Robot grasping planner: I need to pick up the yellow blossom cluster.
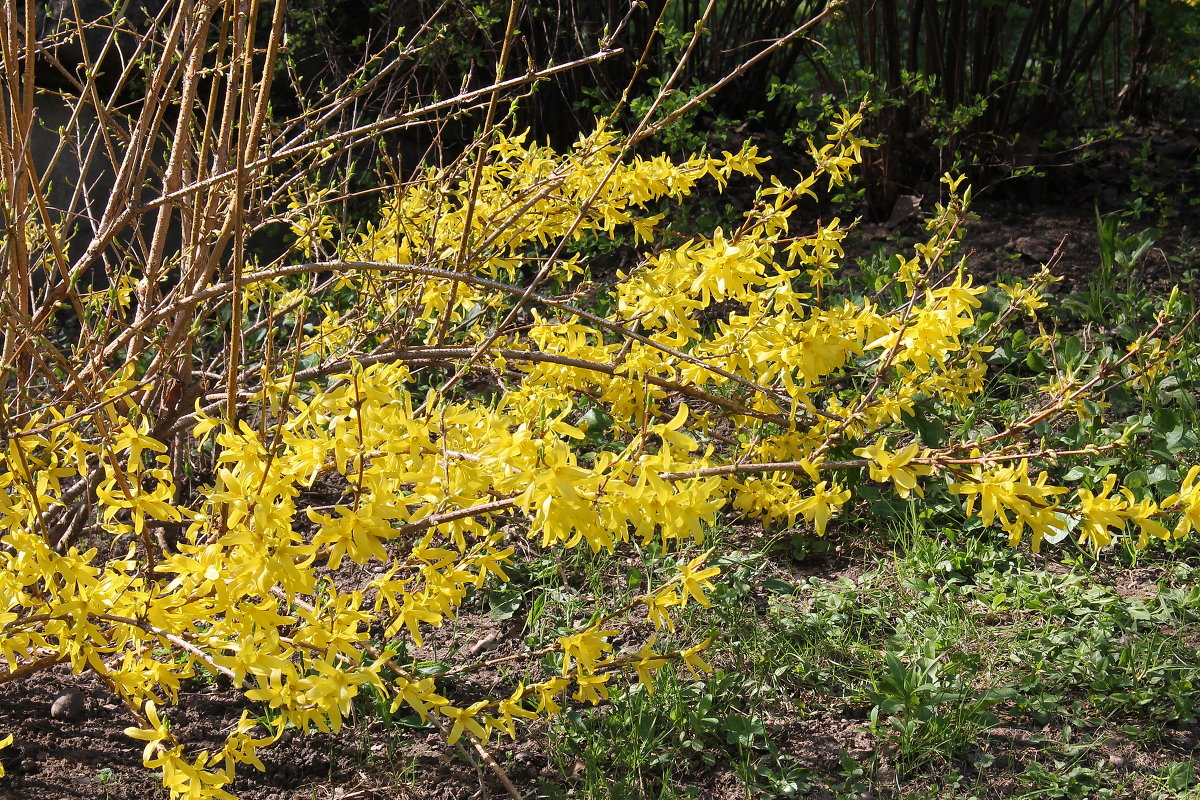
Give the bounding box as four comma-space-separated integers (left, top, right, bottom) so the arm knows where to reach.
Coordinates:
0, 111, 1196, 798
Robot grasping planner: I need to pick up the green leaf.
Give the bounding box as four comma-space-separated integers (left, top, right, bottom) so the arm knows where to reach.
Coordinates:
578, 407, 613, 435
1147, 463, 1173, 485
901, 404, 947, 447
763, 578, 795, 595
1124, 470, 1148, 489
1059, 336, 1084, 367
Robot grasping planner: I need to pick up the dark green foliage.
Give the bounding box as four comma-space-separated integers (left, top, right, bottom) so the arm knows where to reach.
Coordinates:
775, 1, 1185, 210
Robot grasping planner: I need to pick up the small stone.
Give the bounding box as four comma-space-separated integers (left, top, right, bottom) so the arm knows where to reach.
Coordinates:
1006, 236, 1052, 262
464, 632, 501, 658
1160, 136, 1198, 160
886, 194, 923, 229
50, 688, 85, 720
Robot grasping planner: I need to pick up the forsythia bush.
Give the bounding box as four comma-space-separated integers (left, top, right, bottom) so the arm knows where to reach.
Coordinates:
1, 110, 1197, 798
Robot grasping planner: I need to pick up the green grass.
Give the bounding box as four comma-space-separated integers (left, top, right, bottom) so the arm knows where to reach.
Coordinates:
521, 513, 1200, 799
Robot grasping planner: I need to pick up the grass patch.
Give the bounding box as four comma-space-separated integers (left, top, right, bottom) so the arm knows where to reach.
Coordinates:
506, 514, 1200, 799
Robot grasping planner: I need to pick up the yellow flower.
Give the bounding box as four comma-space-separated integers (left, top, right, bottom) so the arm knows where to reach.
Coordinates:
572, 672, 611, 705
794, 481, 851, 536
853, 437, 932, 498
998, 280, 1048, 319
558, 626, 618, 676
949, 460, 1066, 548
0, 734, 11, 777
633, 639, 669, 694
1122, 494, 1171, 548
124, 701, 172, 767
532, 676, 571, 715
488, 683, 539, 739
679, 637, 713, 678
644, 589, 682, 632
441, 701, 490, 745
676, 553, 721, 608
1164, 465, 1200, 537
1076, 474, 1128, 551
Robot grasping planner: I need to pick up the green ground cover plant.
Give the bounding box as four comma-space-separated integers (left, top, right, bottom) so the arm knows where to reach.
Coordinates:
1, 2, 1199, 799
532, 516, 1200, 798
